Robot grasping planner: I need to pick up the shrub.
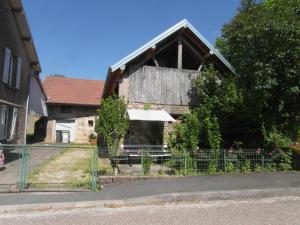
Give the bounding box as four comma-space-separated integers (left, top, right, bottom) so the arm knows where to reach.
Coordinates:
226, 161, 235, 173
242, 159, 251, 173
272, 149, 292, 171
254, 164, 263, 172
166, 150, 197, 175
142, 154, 152, 175
168, 113, 200, 152
89, 133, 97, 139
207, 159, 218, 174
264, 130, 292, 171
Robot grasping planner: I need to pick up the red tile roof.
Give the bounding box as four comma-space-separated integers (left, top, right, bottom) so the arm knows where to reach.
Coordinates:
43, 76, 105, 106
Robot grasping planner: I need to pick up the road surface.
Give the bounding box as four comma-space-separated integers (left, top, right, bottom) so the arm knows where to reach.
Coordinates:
1, 197, 299, 225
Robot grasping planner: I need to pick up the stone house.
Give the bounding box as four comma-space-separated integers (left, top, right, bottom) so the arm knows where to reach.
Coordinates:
43, 76, 104, 144
0, 0, 42, 144
102, 19, 235, 147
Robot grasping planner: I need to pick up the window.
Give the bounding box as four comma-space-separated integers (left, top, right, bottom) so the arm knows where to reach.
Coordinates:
0, 105, 8, 140
0, 105, 17, 140
60, 106, 72, 113
2, 48, 22, 89
10, 107, 18, 139
88, 120, 93, 127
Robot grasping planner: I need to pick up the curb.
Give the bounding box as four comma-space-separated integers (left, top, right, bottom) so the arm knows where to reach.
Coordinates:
1, 187, 300, 213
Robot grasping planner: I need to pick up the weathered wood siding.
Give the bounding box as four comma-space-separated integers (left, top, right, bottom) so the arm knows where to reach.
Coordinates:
128, 66, 197, 105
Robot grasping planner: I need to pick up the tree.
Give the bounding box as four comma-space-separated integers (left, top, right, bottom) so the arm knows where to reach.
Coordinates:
216, 0, 300, 141
95, 94, 128, 157
192, 64, 243, 147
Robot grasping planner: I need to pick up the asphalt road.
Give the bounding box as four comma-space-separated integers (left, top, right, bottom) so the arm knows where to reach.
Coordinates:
0, 172, 300, 205
1, 197, 299, 225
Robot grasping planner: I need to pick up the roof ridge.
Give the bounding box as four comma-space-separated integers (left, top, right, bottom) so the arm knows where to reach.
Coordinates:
44, 76, 105, 82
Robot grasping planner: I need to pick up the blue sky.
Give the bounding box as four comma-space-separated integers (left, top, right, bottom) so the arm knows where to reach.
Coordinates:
23, 0, 240, 80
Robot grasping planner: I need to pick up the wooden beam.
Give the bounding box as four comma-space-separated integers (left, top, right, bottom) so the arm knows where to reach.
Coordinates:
177, 38, 183, 69
153, 57, 159, 67
22, 37, 32, 42
197, 51, 214, 71
184, 31, 208, 55
182, 38, 204, 61
11, 8, 23, 14
136, 38, 178, 68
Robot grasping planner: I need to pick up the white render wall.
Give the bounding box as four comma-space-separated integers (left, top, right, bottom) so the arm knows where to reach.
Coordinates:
29, 76, 47, 116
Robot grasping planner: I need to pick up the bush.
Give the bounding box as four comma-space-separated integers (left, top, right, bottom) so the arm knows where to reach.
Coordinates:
242, 159, 251, 173
142, 154, 152, 175
272, 149, 292, 171
264, 130, 292, 171
207, 159, 218, 174
166, 150, 197, 175
89, 133, 97, 139
226, 161, 235, 173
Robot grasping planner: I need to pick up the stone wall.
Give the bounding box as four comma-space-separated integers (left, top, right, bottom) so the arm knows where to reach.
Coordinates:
74, 115, 96, 143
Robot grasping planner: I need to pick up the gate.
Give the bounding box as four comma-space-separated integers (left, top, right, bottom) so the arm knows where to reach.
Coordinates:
0, 144, 99, 192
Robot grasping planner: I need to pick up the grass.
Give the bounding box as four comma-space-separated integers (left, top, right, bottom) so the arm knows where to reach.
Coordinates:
28, 148, 93, 189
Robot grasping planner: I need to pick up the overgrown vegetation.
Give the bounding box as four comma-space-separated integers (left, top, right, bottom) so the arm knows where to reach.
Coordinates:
165, 0, 299, 174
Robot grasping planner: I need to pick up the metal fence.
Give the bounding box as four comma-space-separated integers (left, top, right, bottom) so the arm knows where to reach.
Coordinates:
99, 147, 273, 176
0, 144, 99, 192
0, 144, 277, 192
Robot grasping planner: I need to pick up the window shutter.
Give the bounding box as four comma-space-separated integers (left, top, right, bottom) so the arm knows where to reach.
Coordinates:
9, 107, 18, 139
15, 57, 22, 89
2, 48, 11, 84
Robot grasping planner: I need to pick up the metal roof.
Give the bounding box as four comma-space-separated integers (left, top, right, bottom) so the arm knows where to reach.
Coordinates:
127, 109, 176, 122
110, 19, 235, 74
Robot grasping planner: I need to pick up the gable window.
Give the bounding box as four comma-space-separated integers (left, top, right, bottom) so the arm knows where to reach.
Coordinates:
60, 106, 72, 114
2, 47, 22, 89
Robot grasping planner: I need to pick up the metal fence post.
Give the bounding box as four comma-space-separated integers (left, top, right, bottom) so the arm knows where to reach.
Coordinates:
90, 148, 99, 191
261, 151, 265, 168
223, 149, 227, 173
184, 151, 187, 174
18, 145, 28, 191
141, 148, 144, 166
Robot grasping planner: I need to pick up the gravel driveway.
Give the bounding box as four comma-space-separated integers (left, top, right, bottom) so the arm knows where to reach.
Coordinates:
0, 146, 63, 192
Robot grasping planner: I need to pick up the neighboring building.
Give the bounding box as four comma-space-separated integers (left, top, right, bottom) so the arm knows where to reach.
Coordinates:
43, 76, 105, 144
27, 74, 48, 141
103, 19, 235, 146
0, 0, 41, 144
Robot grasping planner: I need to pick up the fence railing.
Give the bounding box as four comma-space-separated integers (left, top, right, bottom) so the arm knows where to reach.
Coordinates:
0, 144, 99, 192
99, 148, 273, 176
